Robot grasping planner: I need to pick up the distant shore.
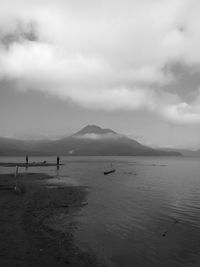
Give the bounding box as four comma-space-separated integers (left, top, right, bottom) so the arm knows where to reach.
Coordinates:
0, 172, 104, 267
0, 162, 63, 167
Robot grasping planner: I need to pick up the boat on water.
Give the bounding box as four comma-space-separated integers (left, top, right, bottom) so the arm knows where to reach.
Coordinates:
104, 163, 116, 175
104, 169, 116, 175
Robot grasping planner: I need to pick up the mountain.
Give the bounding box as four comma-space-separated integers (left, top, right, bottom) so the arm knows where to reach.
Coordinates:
0, 137, 49, 156
75, 125, 115, 135
0, 125, 182, 156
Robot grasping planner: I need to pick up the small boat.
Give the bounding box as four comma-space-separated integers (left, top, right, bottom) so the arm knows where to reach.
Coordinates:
104, 163, 116, 175
104, 169, 116, 175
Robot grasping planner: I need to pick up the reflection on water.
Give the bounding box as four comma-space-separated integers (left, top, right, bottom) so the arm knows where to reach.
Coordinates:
1, 156, 200, 266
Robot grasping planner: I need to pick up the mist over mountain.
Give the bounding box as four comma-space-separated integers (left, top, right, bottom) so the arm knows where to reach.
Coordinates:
74, 125, 116, 135
0, 125, 183, 156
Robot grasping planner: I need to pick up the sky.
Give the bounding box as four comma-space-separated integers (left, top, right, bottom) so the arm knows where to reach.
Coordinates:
0, 0, 200, 149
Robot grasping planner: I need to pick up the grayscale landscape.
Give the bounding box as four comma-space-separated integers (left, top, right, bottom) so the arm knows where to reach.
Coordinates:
0, 1, 200, 267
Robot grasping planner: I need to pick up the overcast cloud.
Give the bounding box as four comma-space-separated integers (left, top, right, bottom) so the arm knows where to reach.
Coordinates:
1, 0, 200, 124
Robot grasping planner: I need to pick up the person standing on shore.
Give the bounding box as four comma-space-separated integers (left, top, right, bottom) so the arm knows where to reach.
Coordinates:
57, 156, 60, 166
26, 155, 28, 165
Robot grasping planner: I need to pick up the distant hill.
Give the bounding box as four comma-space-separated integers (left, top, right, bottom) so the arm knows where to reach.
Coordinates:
0, 137, 48, 156
0, 125, 182, 156
192, 150, 200, 157
159, 147, 200, 157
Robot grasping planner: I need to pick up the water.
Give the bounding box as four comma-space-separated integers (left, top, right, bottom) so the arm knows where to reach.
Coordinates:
1, 156, 200, 266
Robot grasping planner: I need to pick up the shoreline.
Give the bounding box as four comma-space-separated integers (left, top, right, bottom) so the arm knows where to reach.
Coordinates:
0, 162, 64, 167
0, 172, 105, 267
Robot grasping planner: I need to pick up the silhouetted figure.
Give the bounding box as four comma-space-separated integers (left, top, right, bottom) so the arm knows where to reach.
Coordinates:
56, 156, 60, 170
26, 155, 28, 165
57, 156, 60, 166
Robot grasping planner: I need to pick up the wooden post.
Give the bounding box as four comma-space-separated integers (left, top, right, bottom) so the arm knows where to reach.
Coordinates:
15, 166, 19, 178
14, 166, 22, 194
14, 166, 19, 192
14, 166, 25, 194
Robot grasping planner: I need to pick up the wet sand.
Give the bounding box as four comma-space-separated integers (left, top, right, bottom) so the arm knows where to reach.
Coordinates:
0, 172, 104, 267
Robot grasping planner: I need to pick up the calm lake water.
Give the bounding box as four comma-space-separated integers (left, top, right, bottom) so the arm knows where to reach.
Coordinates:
1, 156, 200, 267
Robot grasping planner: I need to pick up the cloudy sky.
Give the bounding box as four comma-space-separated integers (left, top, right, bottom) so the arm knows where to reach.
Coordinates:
0, 0, 200, 149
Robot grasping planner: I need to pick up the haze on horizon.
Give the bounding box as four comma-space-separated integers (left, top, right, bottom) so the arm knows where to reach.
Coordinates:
0, 0, 200, 149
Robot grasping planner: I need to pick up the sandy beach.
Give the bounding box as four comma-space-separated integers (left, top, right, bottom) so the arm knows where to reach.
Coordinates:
0, 172, 104, 267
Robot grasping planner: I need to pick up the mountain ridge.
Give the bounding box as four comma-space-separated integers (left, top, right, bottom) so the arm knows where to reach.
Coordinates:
0, 125, 183, 156
0, 125, 185, 156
